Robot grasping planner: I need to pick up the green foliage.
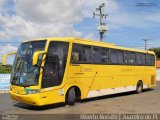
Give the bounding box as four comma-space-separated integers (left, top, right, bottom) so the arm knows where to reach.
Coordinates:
0, 64, 12, 74
149, 47, 160, 59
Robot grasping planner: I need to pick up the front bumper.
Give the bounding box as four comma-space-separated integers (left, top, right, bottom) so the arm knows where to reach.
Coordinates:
9, 91, 43, 106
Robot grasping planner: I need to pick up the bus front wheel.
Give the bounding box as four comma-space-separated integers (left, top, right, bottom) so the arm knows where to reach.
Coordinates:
136, 81, 143, 94
67, 87, 76, 105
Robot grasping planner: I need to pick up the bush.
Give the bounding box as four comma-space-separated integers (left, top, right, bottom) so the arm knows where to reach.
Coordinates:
0, 64, 12, 74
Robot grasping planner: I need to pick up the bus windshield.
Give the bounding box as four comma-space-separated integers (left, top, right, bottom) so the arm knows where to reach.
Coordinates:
11, 40, 46, 86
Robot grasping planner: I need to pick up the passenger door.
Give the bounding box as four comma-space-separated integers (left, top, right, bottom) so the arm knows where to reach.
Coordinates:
42, 41, 69, 88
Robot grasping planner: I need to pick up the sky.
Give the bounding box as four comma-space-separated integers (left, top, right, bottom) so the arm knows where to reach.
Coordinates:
0, 0, 160, 64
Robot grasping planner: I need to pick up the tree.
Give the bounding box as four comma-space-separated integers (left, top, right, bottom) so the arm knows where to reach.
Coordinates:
148, 47, 160, 59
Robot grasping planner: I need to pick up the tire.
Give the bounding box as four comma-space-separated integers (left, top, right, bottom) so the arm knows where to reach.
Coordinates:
67, 88, 76, 105
136, 81, 143, 94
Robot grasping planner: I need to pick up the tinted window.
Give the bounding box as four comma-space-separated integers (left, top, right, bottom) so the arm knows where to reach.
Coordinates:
136, 53, 146, 65
11, 41, 46, 86
111, 50, 118, 64
82, 46, 92, 62
71, 43, 155, 66
141, 54, 146, 65
125, 52, 136, 65
101, 48, 109, 63
117, 51, 124, 64
42, 42, 69, 88
111, 49, 124, 64
71, 44, 82, 62
93, 47, 101, 63
71, 44, 92, 63
146, 54, 155, 66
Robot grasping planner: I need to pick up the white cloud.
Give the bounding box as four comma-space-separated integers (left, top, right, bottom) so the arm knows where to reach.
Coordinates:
0, 44, 17, 64
1, 0, 160, 42
0, 44, 17, 55
0, 0, 5, 6
0, 0, 87, 62
14, 0, 85, 24
83, 0, 160, 30
0, 0, 6, 15
0, 0, 85, 41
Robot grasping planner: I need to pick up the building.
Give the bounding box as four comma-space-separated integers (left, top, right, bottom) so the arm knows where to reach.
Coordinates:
156, 60, 160, 81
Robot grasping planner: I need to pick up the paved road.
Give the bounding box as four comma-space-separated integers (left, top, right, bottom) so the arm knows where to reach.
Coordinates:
0, 82, 160, 114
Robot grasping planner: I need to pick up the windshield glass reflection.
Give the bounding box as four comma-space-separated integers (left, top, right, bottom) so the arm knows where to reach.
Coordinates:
11, 40, 46, 86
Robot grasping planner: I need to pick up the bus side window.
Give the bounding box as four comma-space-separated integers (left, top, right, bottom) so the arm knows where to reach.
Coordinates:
136, 53, 146, 65
117, 51, 124, 64
125, 52, 136, 65
110, 50, 118, 64
110, 49, 124, 64
141, 54, 146, 65
151, 55, 155, 66
71, 44, 82, 63
93, 47, 101, 63
82, 46, 92, 62
101, 48, 109, 63
146, 54, 155, 66
136, 53, 142, 65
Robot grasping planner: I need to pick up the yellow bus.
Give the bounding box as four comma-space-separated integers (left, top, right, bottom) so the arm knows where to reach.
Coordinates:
2, 37, 156, 106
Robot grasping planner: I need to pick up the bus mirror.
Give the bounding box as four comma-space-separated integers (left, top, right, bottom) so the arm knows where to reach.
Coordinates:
2, 52, 16, 66
32, 51, 46, 66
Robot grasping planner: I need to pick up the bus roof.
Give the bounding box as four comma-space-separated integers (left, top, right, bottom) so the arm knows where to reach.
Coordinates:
22, 37, 155, 55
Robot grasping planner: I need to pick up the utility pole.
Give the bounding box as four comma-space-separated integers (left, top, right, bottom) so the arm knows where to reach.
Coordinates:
143, 38, 150, 51
93, 3, 108, 42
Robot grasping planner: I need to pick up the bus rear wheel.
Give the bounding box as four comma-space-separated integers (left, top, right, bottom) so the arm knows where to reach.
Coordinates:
67, 87, 76, 105
136, 81, 143, 94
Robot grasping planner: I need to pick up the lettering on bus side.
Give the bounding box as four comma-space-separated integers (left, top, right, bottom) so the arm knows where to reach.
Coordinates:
121, 68, 133, 72
80, 66, 92, 72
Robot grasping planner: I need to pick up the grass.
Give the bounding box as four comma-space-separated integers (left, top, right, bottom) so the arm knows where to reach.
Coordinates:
0, 63, 12, 74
